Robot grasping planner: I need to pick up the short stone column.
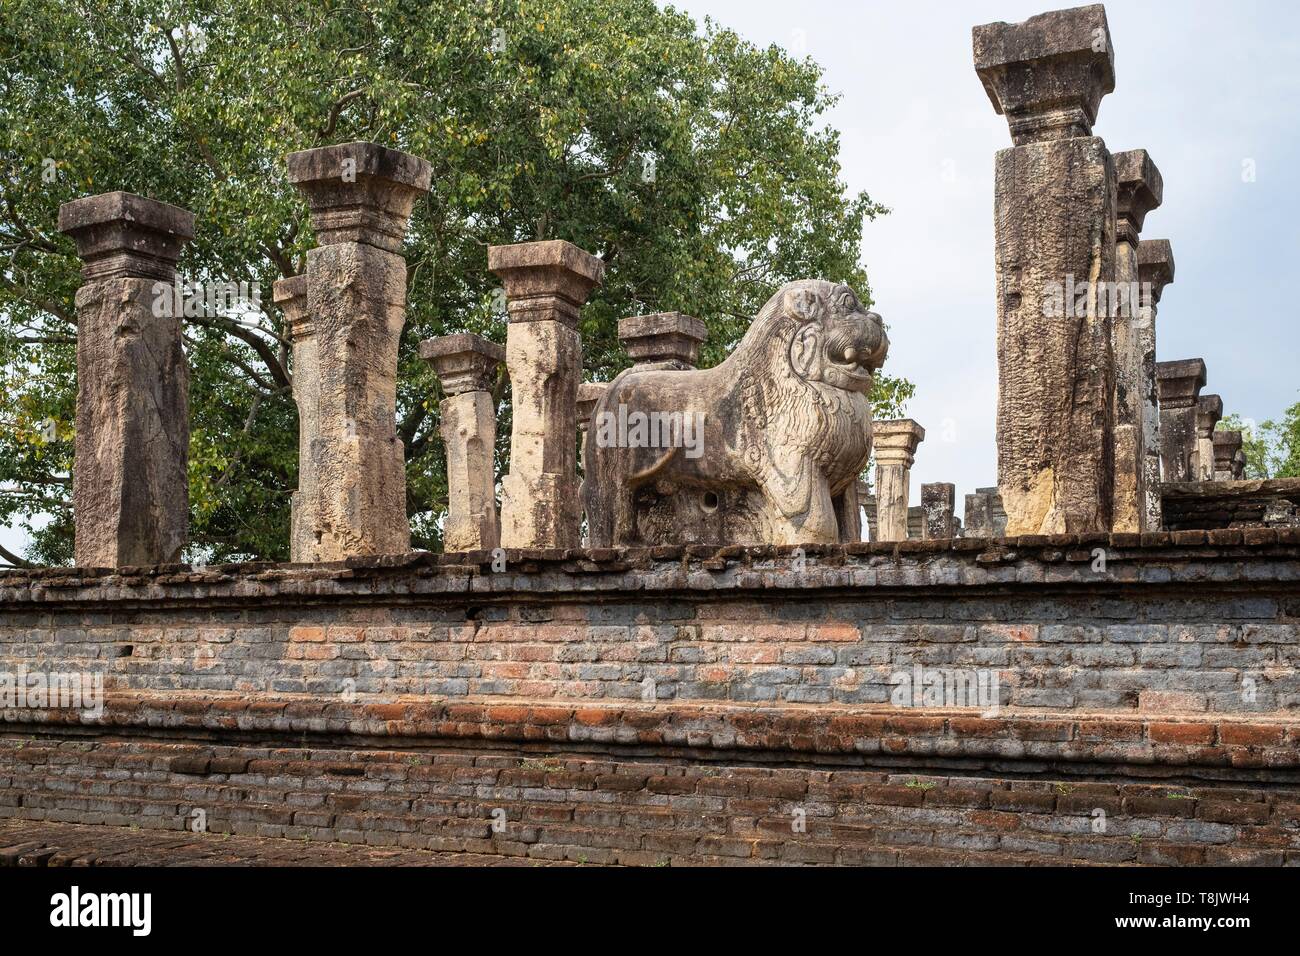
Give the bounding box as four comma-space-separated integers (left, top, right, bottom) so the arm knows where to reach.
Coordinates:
857, 480, 877, 542
275, 276, 318, 561
873, 420, 925, 542
1155, 359, 1207, 482
1112, 149, 1163, 531
1195, 394, 1223, 481
58, 192, 195, 567
974, 5, 1117, 534
576, 382, 608, 466
489, 240, 604, 550
286, 142, 431, 560
420, 334, 505, 552
1213, 430, 1243, 481
1137, 240, 1175, 526
920, 482, 956, 539
618, 312, 707, 370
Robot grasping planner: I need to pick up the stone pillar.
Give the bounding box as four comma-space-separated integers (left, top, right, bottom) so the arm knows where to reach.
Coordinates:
286, 142, 431, 560
974, 5, 1117, 534
58, 192, 194, 568
920, 482, 956, 539
275, 276, 317, 562
1137, 239, 1175, 526
1195, 394, 1223, 482
976, 487, 1009, 535
857, 481, 878, 542
964, 493, 993, 538
873, 420, 925, 542
1111, 149, 1163, 532
618, 312, 707, 370
489, 240, 604, 550
1213, 430, 1243, 481
576, 382, 608, 466
420, 334, 505, 553
1155, 359, 1206, 482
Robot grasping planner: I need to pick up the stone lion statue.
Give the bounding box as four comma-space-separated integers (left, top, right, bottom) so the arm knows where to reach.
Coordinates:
583, 279, 889, 547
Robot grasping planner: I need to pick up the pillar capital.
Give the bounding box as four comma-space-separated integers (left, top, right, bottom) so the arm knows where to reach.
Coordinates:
420, 333, 505, 396
287, 142, 432, 253
488, 240, 604, 328
1137, 239, 1175, 303
58, 191, 195, 282
273, 275, 310, 342
1196, 394, 1223, 439
1155, 359, 1206, 410
872, 419, 926, 467
1213, 430, 1243, 479
618, 312, 708, 370
576, 382, 608, 430
973, 4, 1115, 145
1114, 150, 1164, 247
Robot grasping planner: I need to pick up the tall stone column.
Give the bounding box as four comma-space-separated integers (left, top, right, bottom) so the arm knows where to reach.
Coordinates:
920, 482, 956, 539
618, 312, 707, 370
286, 142, 431, 560
1137, 239, 1175, 527
974, 5, 1117, 534
489, 240, 604, 550
58, 192, 194, 568
1213, 430, 1243, 481
1195, 394, 1223, 481
1111, 150, 1163, 531
420, 333, 505, 552
275, 276, 319, 561
1155, 359, 1206, 482
873, 420, 925, 542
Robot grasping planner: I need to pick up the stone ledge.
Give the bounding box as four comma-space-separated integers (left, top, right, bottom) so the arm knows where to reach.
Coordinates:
7, 692, 1299, 773
3, 532, 1300, 607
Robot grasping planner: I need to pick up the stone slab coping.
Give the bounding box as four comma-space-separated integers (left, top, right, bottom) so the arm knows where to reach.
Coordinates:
285, 141, 432, 192
418, 332, 505, 363
57, 191, 195, 239
8, 691, 1299, 774
487, 239, 605, 283
2, 530, 1300, 602
1162, 478, 1300, 500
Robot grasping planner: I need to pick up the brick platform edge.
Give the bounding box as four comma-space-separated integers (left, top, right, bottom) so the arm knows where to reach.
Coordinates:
3, 534, 1299, 865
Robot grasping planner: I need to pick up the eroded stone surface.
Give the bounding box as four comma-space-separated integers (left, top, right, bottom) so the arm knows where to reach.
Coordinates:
583, 281, 888, 547
1196, 394, 1224, 482
873, 420, 925, 543
59, 192, 194, 568
921, 482, 957, 539
1156, 358, 1206, 483
1137, 239, 1175, 529
977, 5, 1118, 535
490, 240, 604, 550
1213, 430, 1244, 481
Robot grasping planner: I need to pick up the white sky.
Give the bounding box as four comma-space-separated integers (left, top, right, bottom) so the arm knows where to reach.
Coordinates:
5, 0, 1297, 559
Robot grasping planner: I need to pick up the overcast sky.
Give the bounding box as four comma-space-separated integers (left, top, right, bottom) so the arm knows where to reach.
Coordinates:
4, 0, 1297, 559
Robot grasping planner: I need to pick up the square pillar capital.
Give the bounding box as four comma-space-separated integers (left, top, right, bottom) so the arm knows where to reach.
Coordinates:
273, 275, 311, 341
1114, 150, 1164, 245
1137, 239, 1175, 303
873, 419, 926, 468
973, 4, 1115, 144
617, 312, 708, 369
1155, 359, 1206, 409
1196, 394, 1223, 439
1213, 430, 1243, 477
420, 333, 505, 396
287, 142, 432, 252
576, 382, 608, 430
58, 191, 195, 282
488, 240, 604, 328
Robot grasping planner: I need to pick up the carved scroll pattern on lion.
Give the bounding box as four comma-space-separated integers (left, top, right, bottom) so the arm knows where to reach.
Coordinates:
582, 280, 889, 547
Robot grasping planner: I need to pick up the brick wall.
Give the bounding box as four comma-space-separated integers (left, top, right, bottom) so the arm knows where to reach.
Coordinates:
3, 532, 1299, 865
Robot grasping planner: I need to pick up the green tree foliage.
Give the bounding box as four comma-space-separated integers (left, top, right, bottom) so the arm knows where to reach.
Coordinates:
1221, 403, 1300, 479
0, 0, 907, 565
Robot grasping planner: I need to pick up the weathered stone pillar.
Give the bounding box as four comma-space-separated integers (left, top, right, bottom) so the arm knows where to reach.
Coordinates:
489, 240, 604, 550
275, 276, 318, 562
58, 192, 194, 567
1155, 359, 1206, 482
1137, 239, 1175, 526
920, 482, 956, 539
857, 481, 878, 542
1195, 394, 1223, 481
618, 312, 707, 370
1112, 149, 1163, 531
873, 420, 925, 542
420, 334, 505, 552
576, 382, 608, 466
964, 493, 993, 537
1213, 430, 1243, 481
286, 142, 431, 560
974, 5, 1117, 534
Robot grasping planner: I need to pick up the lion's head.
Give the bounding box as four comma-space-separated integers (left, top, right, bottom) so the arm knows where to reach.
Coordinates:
746, 279, 889, 395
